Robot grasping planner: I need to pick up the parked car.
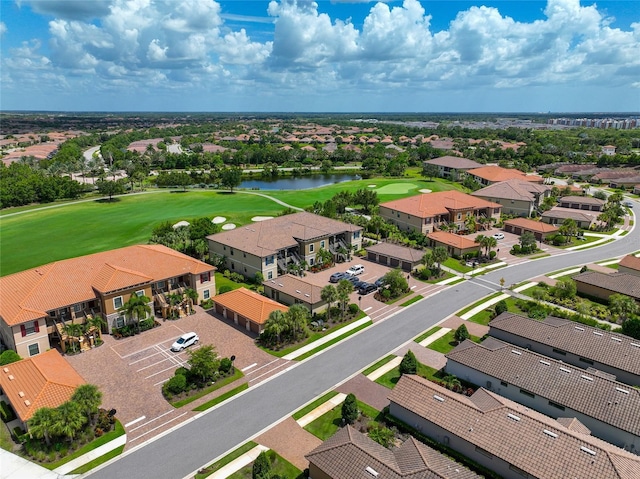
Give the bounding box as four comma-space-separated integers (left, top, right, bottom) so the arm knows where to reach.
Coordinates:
329, 271, 347, 283
493, 233, 505, 240
353, 280, 368, 290
623, 201, 633, 208
171, 332, 199, 352
345, 264, 365, 276
357, 282, 377, 295
374, 277, 386, 288
345, 275, 361, 285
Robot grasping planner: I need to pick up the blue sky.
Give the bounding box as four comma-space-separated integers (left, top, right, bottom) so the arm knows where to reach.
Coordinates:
1, 0, 639, 112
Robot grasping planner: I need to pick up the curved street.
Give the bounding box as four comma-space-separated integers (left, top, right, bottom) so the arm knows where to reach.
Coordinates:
87, 201, 639, 479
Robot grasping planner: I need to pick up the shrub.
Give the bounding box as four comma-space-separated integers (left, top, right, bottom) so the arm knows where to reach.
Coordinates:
219, 357, 233, 374
1, 401, 16, 422
622, 318, 640, 340
229, 272, 245, 283
552, 234, 566, 246
489, 250, 497, 259
201, 299, 214, 309
399, 350, 417, 375
455, 324, 469, 343
0, 350, 21, 366
341, 393, 359, 425
175, 367, 189, 376
252, 451, 271, 479
494, 300, 508, 316
510, 244, 521, 254
163, 374, 187, 396
218, 285, 233, 294
348, 303, 359, 315
381, 289, 391, 300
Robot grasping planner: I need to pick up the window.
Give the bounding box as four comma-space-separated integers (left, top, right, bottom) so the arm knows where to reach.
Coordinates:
203, 290, 210, 300
267, 271, 273, 280
28, 343, 40, 357
200, 272, 211, 283
24, 322, 37, 335
265, 255, 274, 265
457, 213, 462, 220
552, 348, 566, 356
475, 446, 493, 459
230, 248, 234, 256
157, 280, 166, 290
548, 401, 565, 411
354, 231, 360, 238
243, 253, 246, 258
500, 381, 508, 387
115, 316, 125, 328
320, 240, 325, 248
310, 258, 315, 266
73, 303, 82, 312
136, 290, 145, 297
309, 243, 315, 253
113, 296, 123, 309
579, 357, 594, 365
519, 389, 535, 398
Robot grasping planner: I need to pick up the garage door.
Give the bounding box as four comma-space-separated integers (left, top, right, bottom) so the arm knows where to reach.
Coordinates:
215, 303, 224, 316
237, 314, 247, 329
390, 258, 400, 267
378, 255, 388, 265
401, 261, 412, 272
367, 251, 377, 262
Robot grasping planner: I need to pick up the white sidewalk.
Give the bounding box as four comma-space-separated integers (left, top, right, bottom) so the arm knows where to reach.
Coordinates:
54, 434, 127, 475
460, 293, 509, 320
206, 445, 270, 479
365, 357, 402, 381
296, 393, 347, 427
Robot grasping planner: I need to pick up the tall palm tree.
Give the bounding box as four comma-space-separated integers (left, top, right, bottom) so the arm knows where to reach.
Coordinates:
71, 384, 102, 426
320, 285, 338, 322
464, 215, 477, 233
119, 294, 151, 331
184, 288, 199, 313
264, 310, 288, 345
336, 280, 353, 317
63, 323, 85, 353
287, 304, 310, 341
53, 401, 86, 443
86, 314, 106, 340
432, 246, 449, 277
28, 407, 58, 446
167, 293, 183, 318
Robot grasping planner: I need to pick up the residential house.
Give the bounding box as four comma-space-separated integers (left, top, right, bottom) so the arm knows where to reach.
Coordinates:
207, 212, 363, 281
618, 255, 640, 277
365, 242, 425, 272
427, 231, 481, 258
213, 287, 288, 334
305, 425, 481, 479
573, 271, 640, 303
0, 349, 85, 429
541, 207, 598, 229
466, 165, 544, 186
503, 217, 559, 241
388, 374, 640, 479
601, 145, 616, 156
558, 196, 605, 212
0, 245, 215, 357
488, 312, 640, 387
445, 338, 640, 452
472, 179, 552, 217
379, 191, 501, 235
423, 156, 482, 179
263, 274, 327, 314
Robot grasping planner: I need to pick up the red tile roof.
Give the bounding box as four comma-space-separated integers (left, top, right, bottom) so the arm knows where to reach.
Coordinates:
0, 349, 85, 421
619, 255, 640, 272
213, 287, 287, 325
0, 245, 214, 326
504, 217, 559, 233
468, 165, 543, 183
427, 231, 480, 250
380, 191, 500, 219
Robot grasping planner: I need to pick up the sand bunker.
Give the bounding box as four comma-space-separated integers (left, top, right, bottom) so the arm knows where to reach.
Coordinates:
212, 216, 226, 224
172, 221, 190, 229
419, 189, 432, 193
222, 223, 236, 230
252, 216, 274, 222
368, 184, 376, 188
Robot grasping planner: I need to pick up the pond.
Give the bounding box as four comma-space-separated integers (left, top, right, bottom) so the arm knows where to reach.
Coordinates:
238, 173, 360, 190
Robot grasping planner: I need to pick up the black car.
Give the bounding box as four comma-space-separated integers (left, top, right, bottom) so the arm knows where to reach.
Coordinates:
374, 277, 386, 288
357, 282, 377, 295
345, 275, 360, 285
353, 280, 367, 290
329, 272, 347, 283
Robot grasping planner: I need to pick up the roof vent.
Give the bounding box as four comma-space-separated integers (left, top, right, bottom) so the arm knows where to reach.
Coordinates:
574, 326, 584, 331
295, 290, 301, 294
616, 387, 629, 394
304, 294, 310, 297
433, 395, 445, 402
593, 331, 603, 337
543, 429, 558, 438
511, 350, 522, 356
8, 375, 14, 380
630, 342, 640, 348
559, 367, 571, 373
507, 413, 521, 422
581, 375, 593, 381
18, 392, 24, 398
277, 283, 283, 287
24, 400, 31, 406
580, 446, 596, 456
365, 466, 379, 477
539, 360, 550, 366
611, 337, 622, 342
2, 367, 8, 373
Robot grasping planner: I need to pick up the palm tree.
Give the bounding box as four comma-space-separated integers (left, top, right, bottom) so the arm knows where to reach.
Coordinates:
442, 374, 462, 392
167, 293, 183, 318
432, 246, 449, 277
287, 304, 310, 341
71, 384, 102, 426
28, 407, 58, 446
264, 310, 288, 345
53, 401, 86, 443
337, 279, 353, 317
465, 215, 477, 233
475, 235, 497, 258
184, 288, 199, 313
320, 285, 338, 322
421, 251, 434, 276
63, 323, 85, 353
119, 294, 152, 331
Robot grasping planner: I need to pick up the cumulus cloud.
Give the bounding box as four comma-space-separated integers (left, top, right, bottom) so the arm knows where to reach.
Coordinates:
2, 0, 639, 110
0, 21, 7, 36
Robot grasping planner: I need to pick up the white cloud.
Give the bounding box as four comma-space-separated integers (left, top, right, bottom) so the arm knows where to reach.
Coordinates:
26, 0, 115, 20
0, 21, 7, 36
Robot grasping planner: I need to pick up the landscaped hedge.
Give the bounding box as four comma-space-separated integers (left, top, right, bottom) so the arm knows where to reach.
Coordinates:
1, 400, 16, 422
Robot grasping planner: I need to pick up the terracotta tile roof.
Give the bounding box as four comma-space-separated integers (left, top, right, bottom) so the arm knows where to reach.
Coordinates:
503, 217, 559, 233
0, 349, 85, 421
388, 375, 640, 479
489, 312, 640, 379
559, 196, 606, 207
473, 179, 551, 202
0, 245, 214, 326
263, 274, 324, 305
365, 242, 425, 263
306, 425, 481, 479
619, 255, 640, 272
541, 207, 597, 222
467, 165, 543, 183
380, 191, 501, 219
445, 338, 640, 437
427, 231, 480, 250
207, 212, 362, 257
573, 271, 640, 301
424, 156, 482, 169
213, 287, 287, 325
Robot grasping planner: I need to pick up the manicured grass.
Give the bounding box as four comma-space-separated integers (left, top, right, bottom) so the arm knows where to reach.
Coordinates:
554, 235, 601, 248
446, 277, 466, 285
195, 442, 258, 479
375, 363, 439, 389
414, 326, 441, 344
227, 449, 302, 479
443, 258, 473, 273
294, 320, 372, 361
292, 391, 339, 420
215, 272, 254, 294
455, 292, 503, 317
602, 263, 620, 270
304, 400, 381, 441
69, 445, 125, 474
415, 270, 455, 283
42, 420, 125, 470
171, 369, 244, 408
467, 309, 495, 326
528, 253, 551, 259
193, 383, 249, 412
0, 423, 14, 452
362, 355, 397, 376
400, 295, 423, 307
427, 331, 481, 354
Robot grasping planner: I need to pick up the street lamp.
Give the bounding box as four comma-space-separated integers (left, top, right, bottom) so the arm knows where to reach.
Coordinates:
230, 355, 236, 374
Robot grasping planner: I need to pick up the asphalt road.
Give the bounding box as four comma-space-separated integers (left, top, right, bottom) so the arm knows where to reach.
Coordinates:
89, 208, 638, 479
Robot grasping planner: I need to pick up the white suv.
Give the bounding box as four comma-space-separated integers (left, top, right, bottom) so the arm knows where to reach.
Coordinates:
345, 264, 365, 276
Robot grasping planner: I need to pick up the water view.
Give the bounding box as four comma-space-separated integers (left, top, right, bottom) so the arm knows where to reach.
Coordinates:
238, 173, 360, 190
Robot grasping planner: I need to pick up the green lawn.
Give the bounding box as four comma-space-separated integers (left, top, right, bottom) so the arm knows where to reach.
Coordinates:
362, 355, 397, 376
375, 363, 440, 389
195, 442, 258, 479
400, 295, 423, 307
69, 445, 125, 475
466, 309, 495, 326
455, 292, 503, 317
443, 258, 473, 273
427, 331, 482, 354
0, 423, 14, 452
227, 449, 302, 479
292, 391, 339, 420
304, 400, 382, 441
215, 272, 254, 294
414, 326, 441, 344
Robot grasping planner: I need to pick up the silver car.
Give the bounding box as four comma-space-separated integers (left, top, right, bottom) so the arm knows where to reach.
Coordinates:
171, 332, 199, 352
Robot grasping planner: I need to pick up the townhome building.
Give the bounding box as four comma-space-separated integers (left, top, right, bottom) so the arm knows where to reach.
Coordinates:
207, 212, 363, 280
472, 179, 551, 217
422, 155, 483, 179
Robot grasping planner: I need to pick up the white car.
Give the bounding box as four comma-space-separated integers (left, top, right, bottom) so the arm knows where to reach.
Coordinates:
493, 233, 505, 240
623, 201, 633, 208
171, 332, 199, 352
345, 264, 365, 276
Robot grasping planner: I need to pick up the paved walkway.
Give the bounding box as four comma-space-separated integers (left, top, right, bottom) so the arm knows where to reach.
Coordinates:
206, 444, 270, 479
54, 434, 127, 475
459, 293, 509, 320
0, 449, 59, 479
